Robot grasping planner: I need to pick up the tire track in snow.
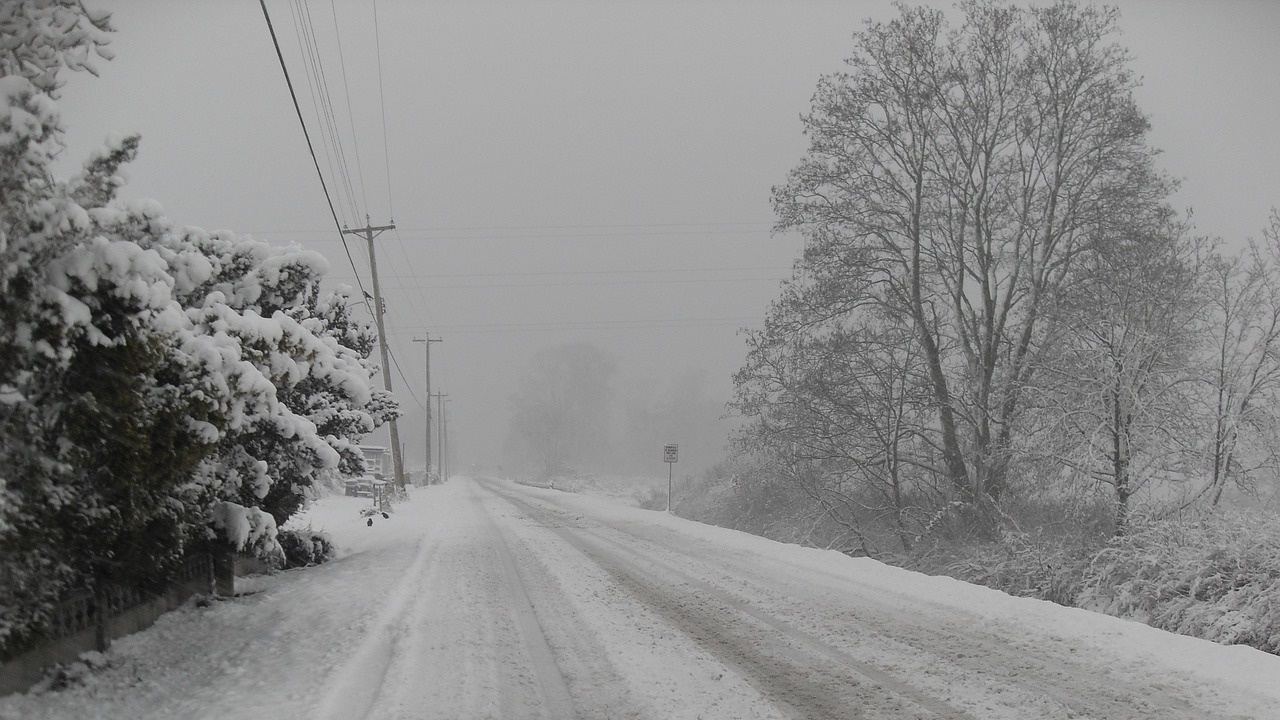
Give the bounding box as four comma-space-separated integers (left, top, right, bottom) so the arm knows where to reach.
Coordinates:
481, 480, 972, 720
485, 479, 1250, 720
476, 481, 790, 720
311, 519, 446, 720
471, 482, 579, 719
595, 519, 1222, 720
569, 539, 879, 719
576, 528, 973, 720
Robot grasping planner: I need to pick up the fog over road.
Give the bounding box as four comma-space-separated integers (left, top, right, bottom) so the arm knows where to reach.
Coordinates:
6, 477, 1279, 720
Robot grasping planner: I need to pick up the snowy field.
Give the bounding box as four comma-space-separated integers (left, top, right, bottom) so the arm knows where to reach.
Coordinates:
3, 477, 1279, 720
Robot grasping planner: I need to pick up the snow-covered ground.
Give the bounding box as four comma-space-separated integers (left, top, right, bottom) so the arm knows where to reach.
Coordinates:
4, 477, 1278, 719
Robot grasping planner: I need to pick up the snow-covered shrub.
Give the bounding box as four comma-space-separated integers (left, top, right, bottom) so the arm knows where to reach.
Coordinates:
277, 528, 336, 569
1080, 513, 1280, 654
35, 650, 111, 694
673, 457, 859, 552
634, 485, 668, 511
0, 5, 215, 654
947, 527, 1096, 606
928, 489, 1115, 606
155, 226, 400, 542
0, 1, 394, 654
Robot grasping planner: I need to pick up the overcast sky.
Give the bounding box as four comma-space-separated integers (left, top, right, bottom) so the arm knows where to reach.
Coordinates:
55, 0, 1280, 476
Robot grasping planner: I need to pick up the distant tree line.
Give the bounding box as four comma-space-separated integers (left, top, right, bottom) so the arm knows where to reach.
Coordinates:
732, 0, 1280, 556
503, 342, 729, 480
0, 2, 396, 655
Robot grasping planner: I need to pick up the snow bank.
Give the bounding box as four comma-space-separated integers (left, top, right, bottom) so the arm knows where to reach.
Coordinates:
522, 482, 1280, 704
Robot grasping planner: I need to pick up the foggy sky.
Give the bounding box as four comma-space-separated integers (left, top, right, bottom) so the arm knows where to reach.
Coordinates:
54, 0, 1280, 476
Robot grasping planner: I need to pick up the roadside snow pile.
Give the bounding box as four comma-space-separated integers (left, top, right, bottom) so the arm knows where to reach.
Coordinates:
1080, 513, 1280, 654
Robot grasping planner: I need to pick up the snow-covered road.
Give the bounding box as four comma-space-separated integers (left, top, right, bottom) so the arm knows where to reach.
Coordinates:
5, 477, 1279, 720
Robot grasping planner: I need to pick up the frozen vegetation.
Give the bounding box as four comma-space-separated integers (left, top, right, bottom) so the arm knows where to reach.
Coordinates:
0, 1, 395, 658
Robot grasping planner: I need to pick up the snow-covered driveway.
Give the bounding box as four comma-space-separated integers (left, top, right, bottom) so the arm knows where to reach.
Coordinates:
6, 477, 1279, 720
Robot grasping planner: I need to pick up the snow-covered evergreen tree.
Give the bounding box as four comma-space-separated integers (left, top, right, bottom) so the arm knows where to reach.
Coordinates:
0, 3, 211, 650
0, 1, 394, 653
149, 226, 399, 543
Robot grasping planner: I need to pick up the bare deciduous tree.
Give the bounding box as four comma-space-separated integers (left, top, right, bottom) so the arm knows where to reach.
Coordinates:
1194, 213, 1280, 507
1032, 213, 1202, 533
764, 0, 1170, 511
734, 285, 942, 554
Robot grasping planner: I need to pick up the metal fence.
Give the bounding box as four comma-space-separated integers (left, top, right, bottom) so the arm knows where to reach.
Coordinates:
35, 554, 211, 646
1, 553, 215, 694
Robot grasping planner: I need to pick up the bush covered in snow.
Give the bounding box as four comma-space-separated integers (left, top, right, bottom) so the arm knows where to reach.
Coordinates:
35, 650, 111, 694
0, 1, 395, 655
277, 529, 337, 569
937, 504, 1280, 655
945, 527, 1097, 607
1079, 513, 1280, 654
671, 457, 859, 553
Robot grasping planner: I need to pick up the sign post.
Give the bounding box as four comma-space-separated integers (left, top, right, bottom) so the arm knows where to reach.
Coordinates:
663, 443, 678, 513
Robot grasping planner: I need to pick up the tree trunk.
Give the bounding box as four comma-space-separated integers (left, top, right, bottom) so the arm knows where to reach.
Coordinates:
1112, 384, 1130, 536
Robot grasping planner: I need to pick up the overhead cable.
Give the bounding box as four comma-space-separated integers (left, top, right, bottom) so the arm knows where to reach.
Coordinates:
328, 0, 370, 215
372, 0, 395, 220
258, 0, 372, 313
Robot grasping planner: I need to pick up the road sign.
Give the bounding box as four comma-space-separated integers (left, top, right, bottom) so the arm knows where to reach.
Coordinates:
663, 443, 679, 514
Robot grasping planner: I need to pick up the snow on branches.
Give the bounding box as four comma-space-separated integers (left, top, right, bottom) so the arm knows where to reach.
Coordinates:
0, 0, 391, 653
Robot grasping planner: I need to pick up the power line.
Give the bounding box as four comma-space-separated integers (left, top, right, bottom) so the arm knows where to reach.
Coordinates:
295, 0, 361, 221
391, 227, 438, 328
396, 323, 757, 336
364, 2, 437, 335
387, 345, 425, 410
329, 0, 370, 216
247, 220, 778, 235
386, 316, 759, 332
265, 229, 786, 244
326, 265, 792, 280
372, 0, 394, 220
292, 0, 348, 219
374, 232, 434, 338
287, 0, 345, 227
258, 0, 371, 312
363, 277, 788, 291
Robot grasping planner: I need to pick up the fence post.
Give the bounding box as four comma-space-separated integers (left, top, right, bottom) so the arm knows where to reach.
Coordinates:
213, 548, 235, 596
93, 589, 108, 652
203, 552, 216, 595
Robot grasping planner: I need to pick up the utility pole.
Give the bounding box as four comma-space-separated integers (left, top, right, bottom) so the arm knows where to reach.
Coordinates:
412, 335, 442, 480
432, 392, 449, 479
343, 217, 405, 489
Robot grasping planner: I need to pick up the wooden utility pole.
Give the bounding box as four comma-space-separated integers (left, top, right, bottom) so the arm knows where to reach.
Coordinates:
412, 336, 442, 480
343, 217, 405, 489
432, 392, 449, 479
